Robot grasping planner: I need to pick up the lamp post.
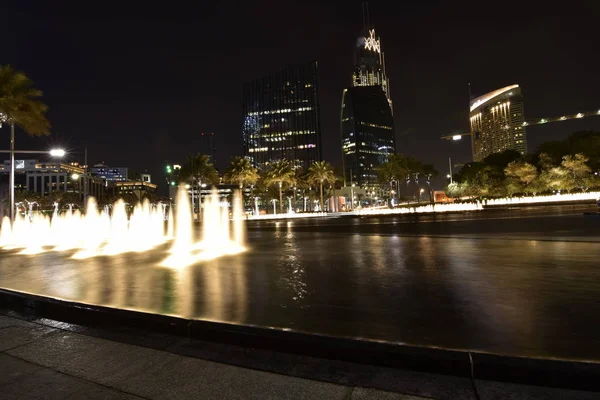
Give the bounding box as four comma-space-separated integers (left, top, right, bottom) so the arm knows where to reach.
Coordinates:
0, 148, 66, 220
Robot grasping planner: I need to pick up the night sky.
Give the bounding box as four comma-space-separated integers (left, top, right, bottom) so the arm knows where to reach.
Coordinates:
3, 0, 600, 189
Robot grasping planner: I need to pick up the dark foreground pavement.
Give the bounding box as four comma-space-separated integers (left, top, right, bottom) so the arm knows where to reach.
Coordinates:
1, 314, 599, 400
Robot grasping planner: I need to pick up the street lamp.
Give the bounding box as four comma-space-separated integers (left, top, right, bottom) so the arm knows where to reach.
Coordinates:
49, 149, 66, 157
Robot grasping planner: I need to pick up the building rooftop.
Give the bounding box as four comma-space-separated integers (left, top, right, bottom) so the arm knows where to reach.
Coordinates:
470, 84, 519, 113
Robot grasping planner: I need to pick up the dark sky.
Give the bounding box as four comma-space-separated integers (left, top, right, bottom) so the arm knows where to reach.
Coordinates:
3, 0, 600, 189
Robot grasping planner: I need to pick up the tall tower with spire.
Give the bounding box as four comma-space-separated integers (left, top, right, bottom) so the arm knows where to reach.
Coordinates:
340, 3, 395, 188
351, 2, 392, 112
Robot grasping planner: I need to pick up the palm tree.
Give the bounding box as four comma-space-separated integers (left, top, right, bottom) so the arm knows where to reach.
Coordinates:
0, 65, 51, 219
224, 156, 259, 190
265, 159, 296, 214
179, 154, 220, 186
179, 154, 219, 220
306, 161, 335, 212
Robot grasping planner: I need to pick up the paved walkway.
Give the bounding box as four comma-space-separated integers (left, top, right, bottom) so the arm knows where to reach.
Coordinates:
0, 314, 598, 400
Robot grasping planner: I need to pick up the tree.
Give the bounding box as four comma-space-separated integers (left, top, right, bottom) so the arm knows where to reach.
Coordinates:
537, 141, 569, 165
179, 154, 219, 186
376, 161, 398, 205
504, 177, 523, 197
224, 156, 259, 190
306, 161, 335, 212
541, 166, 571, 193
537, 152, 556, 170
265, 159, 296, 214
504, 160, 538, 195
0, 65, 51, 219
179, 154, 219, 219
561, 153, 591, 191
582, 174, 600, 192
527, 175, 548, 196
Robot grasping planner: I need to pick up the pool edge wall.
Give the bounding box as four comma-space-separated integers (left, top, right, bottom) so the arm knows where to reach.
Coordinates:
1, 288, 598, 392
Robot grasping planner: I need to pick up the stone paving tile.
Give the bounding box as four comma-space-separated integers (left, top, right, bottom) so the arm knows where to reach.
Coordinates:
5, 330, 348, 399
475, 380, 600, 400
0, 359, 145, 400
113, 354, 350, 400
166, 338, 300, 374
0, 314, 39, 329
290, 356, 476, 400
6, 330, 181, 386
350, 387, 434, 399
0, 324, 57, 351
0, 353, 43, 387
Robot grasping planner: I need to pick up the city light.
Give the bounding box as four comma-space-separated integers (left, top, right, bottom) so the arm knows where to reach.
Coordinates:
452, 135, 462, 141
71, 173, 80, 180
485, 192, 600, 206
446, 174, 451, 178
49, 149, 66, 157
364, 29, 381, 53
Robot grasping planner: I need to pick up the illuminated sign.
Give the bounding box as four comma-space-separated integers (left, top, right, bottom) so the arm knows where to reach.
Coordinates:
364, 29, 380, 53
15, 160, 25, 169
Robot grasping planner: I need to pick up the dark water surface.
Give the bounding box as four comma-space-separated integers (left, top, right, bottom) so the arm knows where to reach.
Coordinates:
1, 207, 600, 361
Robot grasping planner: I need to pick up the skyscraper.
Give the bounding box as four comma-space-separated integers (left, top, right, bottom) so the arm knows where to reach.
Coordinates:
341, 86, 395, 186
352, 26, 392, 111
341, 12, 395, 187
242, 62, 322, 171
470, 84, 527, 161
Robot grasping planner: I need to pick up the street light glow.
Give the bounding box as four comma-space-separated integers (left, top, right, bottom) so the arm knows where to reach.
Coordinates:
452, 135, 462, 141
71, 173, 80, 180
446, 174, 451, 178
49, 149, 66, 157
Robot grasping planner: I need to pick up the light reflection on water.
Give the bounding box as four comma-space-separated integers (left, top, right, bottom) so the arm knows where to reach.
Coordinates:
1, 220, 600, 361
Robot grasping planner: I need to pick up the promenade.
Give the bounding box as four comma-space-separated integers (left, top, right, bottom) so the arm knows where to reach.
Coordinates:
1, 313, 598, 400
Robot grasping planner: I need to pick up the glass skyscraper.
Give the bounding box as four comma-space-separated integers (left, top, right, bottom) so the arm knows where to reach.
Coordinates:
352, 27, 392, 111
341, 24, 395, 187
469, 84, 527, 161
242, 62, 322, 171
341, 86, 394, 186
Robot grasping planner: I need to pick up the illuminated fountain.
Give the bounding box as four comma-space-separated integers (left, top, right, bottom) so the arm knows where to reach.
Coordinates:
0, 186, 246, 268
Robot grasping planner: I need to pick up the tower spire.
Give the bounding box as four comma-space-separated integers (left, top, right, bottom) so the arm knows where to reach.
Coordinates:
362, 1, 370, 27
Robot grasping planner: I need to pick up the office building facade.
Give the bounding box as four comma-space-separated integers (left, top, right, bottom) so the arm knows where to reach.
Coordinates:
470, 84, 527, 161
90, 163, 128, 182
242, 61, 322, 171
0, 160, 106, 215
341, 86, 395, 186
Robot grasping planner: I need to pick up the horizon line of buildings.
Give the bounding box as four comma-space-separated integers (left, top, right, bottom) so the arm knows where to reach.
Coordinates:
240, 7, 530, 191
0, 160, 157, 215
